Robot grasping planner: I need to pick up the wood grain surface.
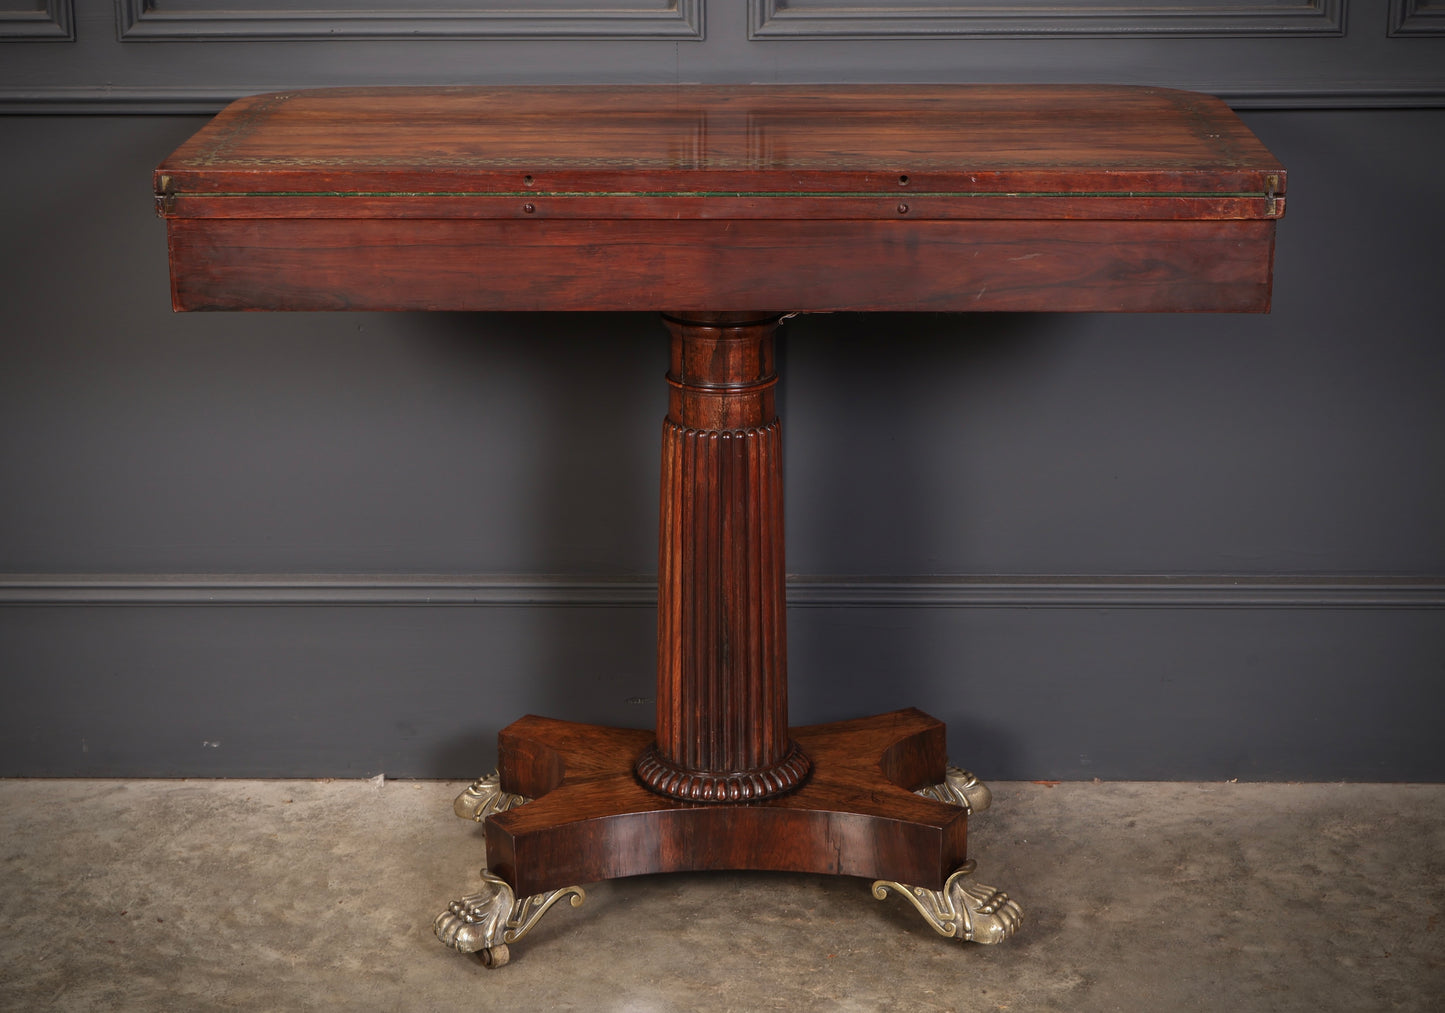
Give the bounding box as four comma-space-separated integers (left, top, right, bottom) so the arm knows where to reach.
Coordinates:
156, 84, 1284, 198
639, 313, 806, 803
490, 709, 966, 898
158, 84, 1283, 315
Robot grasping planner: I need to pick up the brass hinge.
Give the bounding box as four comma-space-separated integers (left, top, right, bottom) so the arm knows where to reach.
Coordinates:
1265, 173, 1283, 217
155, 174, 177, 217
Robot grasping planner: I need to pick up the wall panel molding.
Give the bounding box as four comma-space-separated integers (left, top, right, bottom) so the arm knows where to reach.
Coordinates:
0, 85, 244, 113
117, 0, 703, 41
1391, 0, 1445, 33
4, 84, 1443, 114
5, 574, 1441, 609
0, 0, 73, 39
749, 0, 1344, 38
3, 0, 1440, 112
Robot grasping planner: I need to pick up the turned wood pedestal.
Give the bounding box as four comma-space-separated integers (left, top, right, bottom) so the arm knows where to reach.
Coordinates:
155, 84, 1284, 963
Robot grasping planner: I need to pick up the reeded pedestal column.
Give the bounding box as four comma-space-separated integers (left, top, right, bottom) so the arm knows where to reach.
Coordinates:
635, 312, 811, 802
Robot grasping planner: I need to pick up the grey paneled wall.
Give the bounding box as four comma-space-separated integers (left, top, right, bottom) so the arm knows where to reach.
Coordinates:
1, 3, 1443, 780
3, 0, 1444, 110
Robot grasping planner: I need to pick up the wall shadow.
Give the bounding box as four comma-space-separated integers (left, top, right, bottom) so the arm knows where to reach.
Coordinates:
779, 310, 1080, 779
414, 311, 663, 778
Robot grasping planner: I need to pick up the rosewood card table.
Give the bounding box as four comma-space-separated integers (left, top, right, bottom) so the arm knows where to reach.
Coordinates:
155, 85, 1285, 965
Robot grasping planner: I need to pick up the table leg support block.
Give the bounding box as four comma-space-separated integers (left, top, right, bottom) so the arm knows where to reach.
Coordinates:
483, 708, 971, 899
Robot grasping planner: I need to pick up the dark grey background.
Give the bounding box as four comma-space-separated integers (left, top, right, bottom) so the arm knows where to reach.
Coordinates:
2, 0, 1442, 781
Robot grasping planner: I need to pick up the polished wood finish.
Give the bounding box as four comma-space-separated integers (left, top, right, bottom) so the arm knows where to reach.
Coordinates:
164, 217, 1276, 314
639, 313, 807, 802
492, 709, 964, 898
156, 85, 1282, 198
156, 85, 1285, 904
157, 85, 1284, 315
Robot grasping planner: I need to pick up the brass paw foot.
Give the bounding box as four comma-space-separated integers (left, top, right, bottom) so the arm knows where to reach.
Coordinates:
435, 869, 586, 967
872, 765, 1021, 943
872, 861, 1022, 944
916, 765, 992, 816
453, 770, 529, 822
440, 772, 582, 965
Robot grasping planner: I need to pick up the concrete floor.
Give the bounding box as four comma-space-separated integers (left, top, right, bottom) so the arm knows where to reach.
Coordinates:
0, 779, 1440, 1011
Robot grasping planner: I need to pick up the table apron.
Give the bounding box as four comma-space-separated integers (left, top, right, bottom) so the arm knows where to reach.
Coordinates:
167, 217, 1276, 314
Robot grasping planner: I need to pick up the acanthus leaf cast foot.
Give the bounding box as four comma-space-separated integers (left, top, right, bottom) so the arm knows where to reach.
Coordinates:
435, 869, 586, 967
916, 765, 992, 816
872, 861, 1022, 945
453, 770, 529, 822
439, 771, 583, 966
869, 764, 1020, 943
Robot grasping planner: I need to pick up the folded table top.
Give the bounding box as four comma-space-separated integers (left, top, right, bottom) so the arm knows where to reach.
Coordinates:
155, 85, 1286, 313
156, 84, 1283, 219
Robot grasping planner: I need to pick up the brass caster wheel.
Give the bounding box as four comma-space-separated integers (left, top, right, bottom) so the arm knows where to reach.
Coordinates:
479, 944, 510, 969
